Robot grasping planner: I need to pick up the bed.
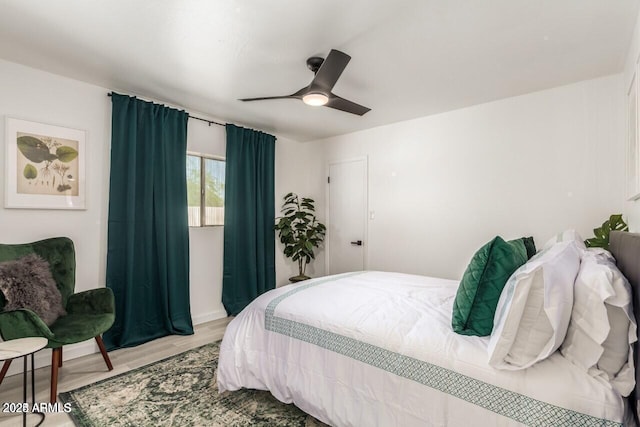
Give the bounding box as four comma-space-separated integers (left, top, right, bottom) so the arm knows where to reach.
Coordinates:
217, 231, 640, 426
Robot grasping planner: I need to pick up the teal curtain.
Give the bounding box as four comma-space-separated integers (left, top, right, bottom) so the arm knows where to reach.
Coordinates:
222, 124, 276, 315
104, 93, 193, 350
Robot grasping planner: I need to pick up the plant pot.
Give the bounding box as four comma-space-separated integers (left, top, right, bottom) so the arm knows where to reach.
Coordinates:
289, 275, 310, 283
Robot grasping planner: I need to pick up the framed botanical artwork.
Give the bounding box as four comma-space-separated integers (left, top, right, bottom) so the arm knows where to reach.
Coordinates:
5, 117, 86, 209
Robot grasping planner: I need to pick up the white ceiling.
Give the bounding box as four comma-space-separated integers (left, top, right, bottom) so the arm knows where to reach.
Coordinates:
0, 0, 638, 141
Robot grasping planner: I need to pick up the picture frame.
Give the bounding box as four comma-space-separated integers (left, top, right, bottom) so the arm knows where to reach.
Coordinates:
627, 68, 640, 201
5, 117, 86, 209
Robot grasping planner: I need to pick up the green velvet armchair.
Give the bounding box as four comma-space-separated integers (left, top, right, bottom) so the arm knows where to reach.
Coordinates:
0, 237, 115, 402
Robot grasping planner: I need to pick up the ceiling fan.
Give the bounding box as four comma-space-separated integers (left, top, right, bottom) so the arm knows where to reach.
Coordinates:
239, 49, 371, 116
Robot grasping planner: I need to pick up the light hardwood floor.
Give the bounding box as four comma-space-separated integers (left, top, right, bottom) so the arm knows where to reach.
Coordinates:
0, 317, 231, 427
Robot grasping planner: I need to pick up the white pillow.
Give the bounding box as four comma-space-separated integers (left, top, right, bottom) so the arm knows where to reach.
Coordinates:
542, 229, 586, 251
559, 249, 637, 396
488, 241, 580, 370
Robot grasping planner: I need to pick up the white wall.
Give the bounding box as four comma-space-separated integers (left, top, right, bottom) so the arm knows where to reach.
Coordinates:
186, 126, 326, 310
624, 7, 640, 231
187, 123, 327, 291
274, 137, 326, 285
0, 58, 321, 375
185, 120, 227, 324
315, 74, 625, 280
0, 55, 625, 373
0, 59, 112, 372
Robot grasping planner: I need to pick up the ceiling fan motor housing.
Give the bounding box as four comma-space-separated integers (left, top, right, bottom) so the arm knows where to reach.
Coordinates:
306, 57, 325, 74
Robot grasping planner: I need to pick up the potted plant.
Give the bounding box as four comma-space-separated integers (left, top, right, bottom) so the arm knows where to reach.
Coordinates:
275, 193, 326, 282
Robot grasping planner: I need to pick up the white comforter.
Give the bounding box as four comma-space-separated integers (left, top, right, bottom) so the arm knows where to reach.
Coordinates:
217, 271, 629, 427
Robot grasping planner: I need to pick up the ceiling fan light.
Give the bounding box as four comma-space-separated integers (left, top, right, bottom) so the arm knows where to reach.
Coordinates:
302, 93, 329, 106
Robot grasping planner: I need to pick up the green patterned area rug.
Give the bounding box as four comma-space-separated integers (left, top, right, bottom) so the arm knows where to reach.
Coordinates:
59, 341, 327, 427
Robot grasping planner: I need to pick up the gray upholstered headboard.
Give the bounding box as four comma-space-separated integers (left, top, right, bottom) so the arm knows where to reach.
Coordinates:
609, 231, 640, 411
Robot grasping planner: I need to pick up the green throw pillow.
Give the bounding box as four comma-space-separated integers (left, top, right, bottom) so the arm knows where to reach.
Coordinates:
452, 236, 530, 336
521, 236, 536, 259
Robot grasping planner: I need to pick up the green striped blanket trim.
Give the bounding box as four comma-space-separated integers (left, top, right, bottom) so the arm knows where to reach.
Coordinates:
264, 273, 622, 427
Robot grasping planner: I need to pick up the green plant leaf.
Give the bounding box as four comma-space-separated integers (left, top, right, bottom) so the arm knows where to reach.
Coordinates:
585, 214, 628, 250
609, 214, 628, 232
56, 146, 78, 162
23, 163, 37, 179
17, 136, 56, 163
585, 236, 607, 247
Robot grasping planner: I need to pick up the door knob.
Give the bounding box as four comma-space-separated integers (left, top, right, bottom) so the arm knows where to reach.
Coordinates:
350, 240, 363, 246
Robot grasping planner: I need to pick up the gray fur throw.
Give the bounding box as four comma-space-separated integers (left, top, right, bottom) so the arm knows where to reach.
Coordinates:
0, 253, 66, 326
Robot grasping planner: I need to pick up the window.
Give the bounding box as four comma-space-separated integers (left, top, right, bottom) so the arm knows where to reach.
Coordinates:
187, 153, 225, 226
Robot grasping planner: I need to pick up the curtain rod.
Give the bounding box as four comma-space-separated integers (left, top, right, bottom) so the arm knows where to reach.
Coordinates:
107, 92, 225, 127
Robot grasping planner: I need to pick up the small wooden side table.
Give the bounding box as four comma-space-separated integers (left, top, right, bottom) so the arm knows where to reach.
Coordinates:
0, 337, 47, 427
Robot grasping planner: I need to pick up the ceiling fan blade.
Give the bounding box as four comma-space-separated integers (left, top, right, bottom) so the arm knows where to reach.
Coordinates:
240, 87, 308, 102
309, 49, 351, 92
290, 86, 310, 98
239, 95, 295, 102
326, 95, 371, 116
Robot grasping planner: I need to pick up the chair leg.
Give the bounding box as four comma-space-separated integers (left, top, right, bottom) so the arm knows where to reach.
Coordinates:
50, 348, 61, 403
95, 336, 113, 371
0, 359, 12, 385
58, 347, 63, 367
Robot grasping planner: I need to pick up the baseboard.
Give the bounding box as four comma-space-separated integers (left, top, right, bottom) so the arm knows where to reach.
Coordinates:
192, 308, 227, 325
3, 340, 97, 378
1, 310, 227, 379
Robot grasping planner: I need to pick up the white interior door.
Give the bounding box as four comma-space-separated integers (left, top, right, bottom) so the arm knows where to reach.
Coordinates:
327, 158, 367, 274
